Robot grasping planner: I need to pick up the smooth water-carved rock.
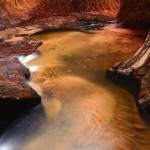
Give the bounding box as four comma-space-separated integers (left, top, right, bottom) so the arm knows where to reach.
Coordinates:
117, 0, 150, 28
109, 0, 150, 119
0, 58, 41, 134
109, 33, 149, 118
0, 0, 120, 30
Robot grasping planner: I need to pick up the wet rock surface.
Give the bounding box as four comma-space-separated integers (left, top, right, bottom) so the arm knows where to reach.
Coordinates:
0, 25, 42, 134
134, 64, 150, 119
108, 31, 150, 120
108, 60, 150, 120
0, 58, 41, 134
0, 58, 39, 100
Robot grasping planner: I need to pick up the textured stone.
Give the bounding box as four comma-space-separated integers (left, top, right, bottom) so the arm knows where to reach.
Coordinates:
117, 0, 150, 28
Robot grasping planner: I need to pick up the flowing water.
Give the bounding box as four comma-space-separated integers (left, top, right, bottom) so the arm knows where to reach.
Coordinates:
0, 30, 150, 150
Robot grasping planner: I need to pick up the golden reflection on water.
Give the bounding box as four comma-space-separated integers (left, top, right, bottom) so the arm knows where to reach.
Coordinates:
1, 30, 150, 150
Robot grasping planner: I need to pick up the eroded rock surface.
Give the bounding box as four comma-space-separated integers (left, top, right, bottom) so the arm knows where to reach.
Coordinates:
0, 58, 41, 133
0, 36, 42, 133
117, 0, 150, 28
0, 0, 119, 30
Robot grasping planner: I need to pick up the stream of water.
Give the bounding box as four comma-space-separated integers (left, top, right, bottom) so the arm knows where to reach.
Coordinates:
0, 30, 150, 150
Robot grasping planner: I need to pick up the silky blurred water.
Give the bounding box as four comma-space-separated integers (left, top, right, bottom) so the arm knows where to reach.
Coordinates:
0, 30, 150, 150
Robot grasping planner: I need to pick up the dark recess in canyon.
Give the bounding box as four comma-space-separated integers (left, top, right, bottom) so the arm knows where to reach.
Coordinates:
0, 0, 149, 133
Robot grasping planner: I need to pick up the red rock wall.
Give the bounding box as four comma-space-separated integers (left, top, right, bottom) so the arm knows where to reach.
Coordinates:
0, 0, 149, 29
117, 0, 150, 28
0, 0, 120, 29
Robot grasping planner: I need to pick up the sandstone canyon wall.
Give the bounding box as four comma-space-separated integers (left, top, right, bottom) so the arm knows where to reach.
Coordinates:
117, 0, 150, 28
0, 0, 120, 29
0, 0, 149, 29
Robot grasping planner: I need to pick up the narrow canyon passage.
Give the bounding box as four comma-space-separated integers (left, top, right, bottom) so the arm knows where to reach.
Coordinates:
0, 30, 150, 150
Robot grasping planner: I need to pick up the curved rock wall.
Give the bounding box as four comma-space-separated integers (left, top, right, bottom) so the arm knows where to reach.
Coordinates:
0, 0, 150, 29
0, 0, 120, 29
117, 0, 150, 28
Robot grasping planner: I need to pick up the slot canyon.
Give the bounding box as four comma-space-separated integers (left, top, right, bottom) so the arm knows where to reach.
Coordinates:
0, 0, 149, 150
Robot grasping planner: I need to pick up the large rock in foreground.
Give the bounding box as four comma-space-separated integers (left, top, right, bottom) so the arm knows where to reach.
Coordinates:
0, 58, 41, 134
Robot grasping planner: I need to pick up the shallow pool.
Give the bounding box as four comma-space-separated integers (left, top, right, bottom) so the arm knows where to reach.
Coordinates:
0, 30, 149, 150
